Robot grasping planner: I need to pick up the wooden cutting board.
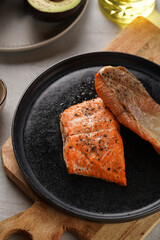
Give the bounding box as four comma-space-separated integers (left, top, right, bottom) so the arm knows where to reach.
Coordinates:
1, 16, 160, 240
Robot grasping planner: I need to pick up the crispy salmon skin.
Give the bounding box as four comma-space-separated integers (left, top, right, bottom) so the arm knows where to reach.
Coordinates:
95, 66, 160, 154
60, 98, 126, 186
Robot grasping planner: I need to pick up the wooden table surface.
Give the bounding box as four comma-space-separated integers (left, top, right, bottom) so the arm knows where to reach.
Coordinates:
0, 1, 160, 240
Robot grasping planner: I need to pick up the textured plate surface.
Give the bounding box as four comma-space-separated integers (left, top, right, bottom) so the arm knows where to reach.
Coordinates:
12, 52, 160, 222
0, 0, 88, 52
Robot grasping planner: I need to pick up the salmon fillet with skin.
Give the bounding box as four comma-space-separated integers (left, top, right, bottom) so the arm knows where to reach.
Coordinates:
95, 66, 160, 154
60, 98, 127, 186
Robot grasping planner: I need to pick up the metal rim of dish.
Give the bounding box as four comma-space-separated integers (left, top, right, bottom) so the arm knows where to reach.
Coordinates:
0, 79, 7, 108
0, 0, 89, 53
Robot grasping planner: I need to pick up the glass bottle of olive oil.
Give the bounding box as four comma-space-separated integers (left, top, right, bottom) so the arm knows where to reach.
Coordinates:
98, 0, 156, 24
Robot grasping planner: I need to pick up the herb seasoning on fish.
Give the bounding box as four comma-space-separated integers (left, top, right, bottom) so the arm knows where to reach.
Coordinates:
60, 98, 126, 186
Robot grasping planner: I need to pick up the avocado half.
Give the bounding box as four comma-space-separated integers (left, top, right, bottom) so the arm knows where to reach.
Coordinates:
27, 0, 86, 22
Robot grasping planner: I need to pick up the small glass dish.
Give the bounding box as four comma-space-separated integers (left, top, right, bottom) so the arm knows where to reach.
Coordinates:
0, 79, 7, 112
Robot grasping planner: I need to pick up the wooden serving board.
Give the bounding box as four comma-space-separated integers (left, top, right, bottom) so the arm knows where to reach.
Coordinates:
1, 16, 160, 240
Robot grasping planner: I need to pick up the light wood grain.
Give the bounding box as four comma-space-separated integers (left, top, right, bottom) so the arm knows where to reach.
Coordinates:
0, 199, 103, 240
136, 31, 160, 64
0, 16, 160, 240
103, 16, 160, 65
92, 212, 160, 240
1, 138, 38, 202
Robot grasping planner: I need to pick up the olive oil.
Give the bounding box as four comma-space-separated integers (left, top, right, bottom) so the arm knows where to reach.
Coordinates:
98, 0, 156, 24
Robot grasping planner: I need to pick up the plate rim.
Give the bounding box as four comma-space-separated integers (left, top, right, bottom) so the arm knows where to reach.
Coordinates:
0, 0, 89, 52
12, 51, 160, 222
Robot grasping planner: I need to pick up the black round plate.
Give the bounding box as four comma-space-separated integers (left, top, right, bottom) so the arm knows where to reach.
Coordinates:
12, 52, 160, 222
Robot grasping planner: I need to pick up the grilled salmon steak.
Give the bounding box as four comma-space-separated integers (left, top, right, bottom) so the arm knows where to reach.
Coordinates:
60, 98, 127, 186
95, 66, 160, 155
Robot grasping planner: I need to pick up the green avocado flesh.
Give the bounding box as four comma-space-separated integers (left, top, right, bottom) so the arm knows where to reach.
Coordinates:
28, 0, 82, 13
